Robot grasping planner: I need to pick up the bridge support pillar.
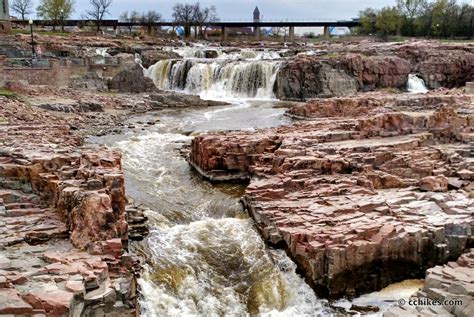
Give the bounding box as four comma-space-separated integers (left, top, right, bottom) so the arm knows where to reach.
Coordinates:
221, 26, 228, 41
254, 26, 261, 41
289, 26, 295, 42
323, 26, 330, 40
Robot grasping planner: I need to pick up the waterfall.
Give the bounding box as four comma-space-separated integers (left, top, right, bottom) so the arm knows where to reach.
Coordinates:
95, 48, 110, 57
147, 58, 281, 99
407, 74, 428, 93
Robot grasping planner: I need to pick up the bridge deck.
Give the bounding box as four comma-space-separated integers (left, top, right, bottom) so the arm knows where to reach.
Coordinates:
13, 19, 360, 28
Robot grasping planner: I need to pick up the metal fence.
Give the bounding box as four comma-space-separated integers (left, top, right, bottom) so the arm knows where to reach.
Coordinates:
3, 58, 51, 69
89, 56, 120, 65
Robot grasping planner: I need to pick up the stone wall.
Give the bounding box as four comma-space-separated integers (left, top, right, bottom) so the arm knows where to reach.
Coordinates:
0, 58, 123, 87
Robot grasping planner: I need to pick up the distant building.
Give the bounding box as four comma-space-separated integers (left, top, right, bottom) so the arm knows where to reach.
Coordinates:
0, 0, 10, 32
253, 7, 260, 22
253, 6, 261, 39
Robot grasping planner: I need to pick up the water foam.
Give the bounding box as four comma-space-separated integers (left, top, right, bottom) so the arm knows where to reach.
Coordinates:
407, 74, 428, 93
147, 48, 281, 100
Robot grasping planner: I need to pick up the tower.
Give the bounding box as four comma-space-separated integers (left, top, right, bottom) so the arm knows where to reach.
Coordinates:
0, 0, 10, 32
253, 6, 260, 22
253, 6, 261, 40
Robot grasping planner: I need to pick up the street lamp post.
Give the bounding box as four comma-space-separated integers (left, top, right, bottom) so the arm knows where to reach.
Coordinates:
29, 19, 36, 60
60, 9, 65, 32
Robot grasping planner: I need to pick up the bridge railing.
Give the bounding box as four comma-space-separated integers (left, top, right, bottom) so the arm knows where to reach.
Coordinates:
13, 18, 360, 28
3, 58, 51, 69
89, 56, 120, 66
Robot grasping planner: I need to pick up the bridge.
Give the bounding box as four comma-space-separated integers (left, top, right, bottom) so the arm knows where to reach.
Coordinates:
14, 19, 361, 41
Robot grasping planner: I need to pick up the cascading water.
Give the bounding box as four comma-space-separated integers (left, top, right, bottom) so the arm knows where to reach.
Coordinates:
147, 48, 281, 99
88, 103, 330, 316
95, 48, 110, 57
407, 74, 428, 93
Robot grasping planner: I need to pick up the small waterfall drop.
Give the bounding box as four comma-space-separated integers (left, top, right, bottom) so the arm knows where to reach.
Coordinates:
407, 74, 428, 93
147, 48, 281, 99
95, 48, 110, 57
148, 59, 280, 99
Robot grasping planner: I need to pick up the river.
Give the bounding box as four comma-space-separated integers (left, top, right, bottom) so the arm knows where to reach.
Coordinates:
88, 46, 423, 316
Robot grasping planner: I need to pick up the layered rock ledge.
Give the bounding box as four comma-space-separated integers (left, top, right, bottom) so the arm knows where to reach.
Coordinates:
189, 95, 474, 299
385, 249, 474, 317
0, 97, 145, 315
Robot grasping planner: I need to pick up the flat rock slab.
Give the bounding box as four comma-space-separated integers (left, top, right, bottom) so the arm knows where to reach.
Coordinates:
0, 289, 33, 315
190, 104, 474, 298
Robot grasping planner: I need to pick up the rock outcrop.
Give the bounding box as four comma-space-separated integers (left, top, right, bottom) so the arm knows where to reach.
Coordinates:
189, 95, 474, 299
384, 249, 474, 317
339, 54, 411, 91
0, 97, 144, 315
108, 64, 156, 93
395, 43, 474, 89
287, 92, 471, 119
141, 50, 181, 68
274, 55, 358, 100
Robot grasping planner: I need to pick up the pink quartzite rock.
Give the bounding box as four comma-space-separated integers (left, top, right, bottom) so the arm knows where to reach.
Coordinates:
419, 175, 449, 192
190, 100, 474, 298
0, 289, 33, 315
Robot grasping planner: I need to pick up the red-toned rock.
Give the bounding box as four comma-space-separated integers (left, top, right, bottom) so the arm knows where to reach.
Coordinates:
419, 176, 449, 192
385, 249, 474, 316
0, 289, 33, 315
190, 100, 474, 298
23, 290, 74, 315
287, 92, 471, 119
340, 53, 411, 90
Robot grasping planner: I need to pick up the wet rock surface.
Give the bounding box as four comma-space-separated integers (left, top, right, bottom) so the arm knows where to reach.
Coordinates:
108, 64, 156, 93
140, 49, 182, 68
190, 93, 474, 299
384, 249, 474, 317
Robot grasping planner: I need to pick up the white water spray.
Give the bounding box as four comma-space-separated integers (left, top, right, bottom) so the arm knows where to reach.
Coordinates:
148, 59, 280, 99
407, 74, 428, 93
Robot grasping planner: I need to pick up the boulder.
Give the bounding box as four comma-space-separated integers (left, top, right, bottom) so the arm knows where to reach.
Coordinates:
108, 64, 156, 93
0, 289, 33, 315
419, 176, 449, 192
141, 50, 181, 68
275, 56, 358, 100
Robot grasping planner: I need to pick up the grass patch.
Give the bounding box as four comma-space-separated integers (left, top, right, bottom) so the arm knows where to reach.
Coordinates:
0, 87, 17, 99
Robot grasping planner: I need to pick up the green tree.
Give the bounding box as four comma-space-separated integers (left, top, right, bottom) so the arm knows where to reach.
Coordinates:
376, 6, 403, 37
359, 8, 377, 34
430, 0, 449, 37
397, 0, 426, 35
37, 0, 75, 31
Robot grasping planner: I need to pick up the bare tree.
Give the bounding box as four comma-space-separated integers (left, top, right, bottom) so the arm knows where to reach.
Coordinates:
141, 10, 162, 35
10, 0, 33, 20
193, 2, 218, 39
86, 0, 113, 32
172, 3, 195, 37
120, 10, 140, 35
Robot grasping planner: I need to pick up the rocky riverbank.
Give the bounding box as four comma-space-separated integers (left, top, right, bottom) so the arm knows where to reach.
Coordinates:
2, 32, 474, 315
0, 59, 230, 313
0, 94, 148, 315
189, 90, 474, 303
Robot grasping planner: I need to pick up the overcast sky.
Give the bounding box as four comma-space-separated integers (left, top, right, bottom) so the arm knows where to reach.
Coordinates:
25, 0, 397, 20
